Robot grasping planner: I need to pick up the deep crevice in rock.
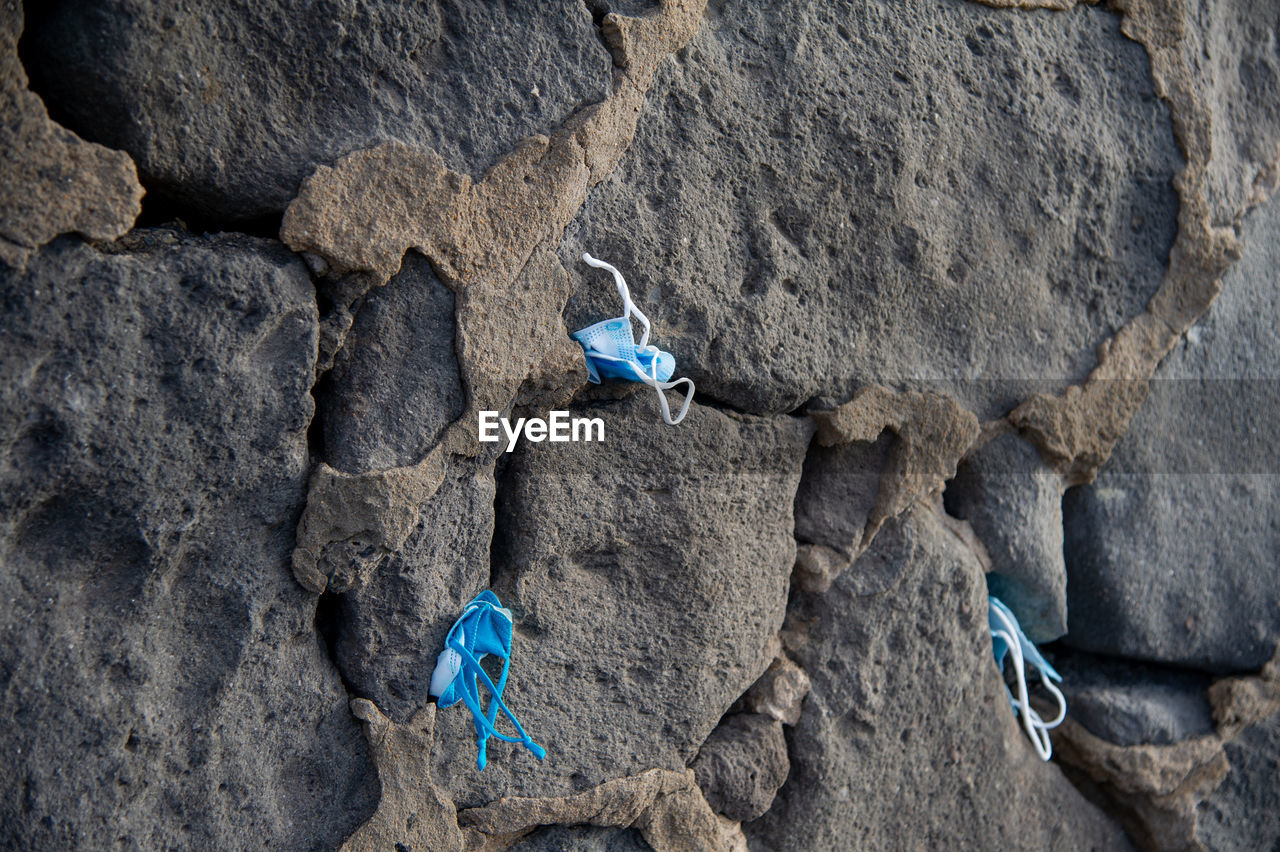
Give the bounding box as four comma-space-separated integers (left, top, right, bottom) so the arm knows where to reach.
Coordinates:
315, 589, 359, 700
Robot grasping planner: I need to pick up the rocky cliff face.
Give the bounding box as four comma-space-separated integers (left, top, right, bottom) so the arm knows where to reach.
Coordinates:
2, 0, 1278, 849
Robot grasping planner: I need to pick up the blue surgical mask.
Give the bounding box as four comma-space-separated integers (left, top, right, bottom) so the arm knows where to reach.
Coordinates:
572, 253, 695, 425
429, 590, 546, 770
988, 595, 1066, 761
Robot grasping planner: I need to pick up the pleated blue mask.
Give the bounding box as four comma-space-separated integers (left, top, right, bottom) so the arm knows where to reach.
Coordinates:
988, 595, 1066, 761
572, 252, 695, 426
429, 590, 546, 770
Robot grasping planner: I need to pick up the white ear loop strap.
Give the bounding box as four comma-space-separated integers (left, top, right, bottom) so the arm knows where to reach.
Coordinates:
581, 252, 695, 426
990, 606, 1066, 761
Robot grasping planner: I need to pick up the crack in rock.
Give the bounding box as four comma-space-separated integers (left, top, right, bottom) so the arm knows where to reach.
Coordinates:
457, 767, 746, 852
1053, 646, 1280, 851
339, 699, 466, 852
982, 0, 1268, 485
0, 1, 143, 270
285, 0, 708, 595
796, 386, 980, 593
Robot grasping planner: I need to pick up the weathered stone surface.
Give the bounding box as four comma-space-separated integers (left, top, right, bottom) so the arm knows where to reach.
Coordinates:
748, 506, 1129, 851
946, 432, 1067, 642
1196, 708, 1280, 851
509, 825, 653, 852
24, 0, 611, 220
1052, 649, 1280, 851
0, 233, 377, 849
0, 1, 142, 269
1063, 194, 1280, 673
559, 0, 1180, 418
737, 651, 811, 727
431, 393, 812, 807
319, 252, 464, 474
793, 386, 980, 592
1055, 653, 1215, 747
319, 449, 497, 723
339, 700, 463, 852
691, 713, 789, 823
458, 767, 745, 852
1181, 0, 1280, 225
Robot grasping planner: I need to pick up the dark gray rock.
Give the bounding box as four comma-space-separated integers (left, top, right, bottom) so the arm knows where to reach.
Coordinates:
747, 506, 1130, 852
431, 393, 812, 807
559, 0, 1180, 416
946, 432, 1067, 642
1063, 194, 1280, 673
319, 252, 464, 474
1196, 709, 1280, 852
691, 712, 789, 823
510, 824, 654, 852
25, 0, 612, 220
1054, 653, 1215, 747
793, 431, 891, 559
0, 233, 378, 850
318, 450, 497, 723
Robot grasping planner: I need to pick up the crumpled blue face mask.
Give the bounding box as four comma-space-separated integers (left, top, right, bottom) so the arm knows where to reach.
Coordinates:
429, 590, 546, 770
988, 595, 1066, 761
571, 253, 695, 426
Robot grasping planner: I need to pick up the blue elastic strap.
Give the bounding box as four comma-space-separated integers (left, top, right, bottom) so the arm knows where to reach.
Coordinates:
435, 591, 546, 770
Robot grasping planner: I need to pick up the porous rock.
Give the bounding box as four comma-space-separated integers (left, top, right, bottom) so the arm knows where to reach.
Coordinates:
0, 1, 142, 269
1054, 652, 1216, 748
0, 233, 378, 849
318, 252, 465, 474
560, 0, 1181, 417
1196, 708, 1280, 851
945, 431, 1068, 642
747, 505, 1130, 851
23, 0, 612, 220
1063, 193, 1280, 673
431, 392, 812, 807
691, 712, 789, 823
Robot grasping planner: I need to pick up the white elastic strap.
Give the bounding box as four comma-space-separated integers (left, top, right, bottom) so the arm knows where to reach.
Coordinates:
990, 607, 1066, 762
582, 252, 653, 349
582, 252, 695, 425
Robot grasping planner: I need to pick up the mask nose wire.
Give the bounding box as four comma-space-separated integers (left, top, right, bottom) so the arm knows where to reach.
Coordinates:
582, 252, 695, 425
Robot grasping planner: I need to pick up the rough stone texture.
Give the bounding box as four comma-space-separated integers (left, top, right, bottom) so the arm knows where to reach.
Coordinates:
0, 1, 142, 269
748, 506, 1130, 852
458, 767, 745, 852
793, 386, 980, 593
1055, 653, 1216, 747
509, 825, 654, 852
1052, 649, 1280, 851
430, 393, 811, 807
946, 431, 1068, 642
23, 0, 611, 220
737, 651, 811, 727
1182, 0, 1280, 226
318, 252, 464, 474
1196, 709, 1280, 852
1063, 194, 1280, 673
0, 233, 377, 849
339, 700, 463, 852
559, 0, 1180, 418
691, 712, 789, 823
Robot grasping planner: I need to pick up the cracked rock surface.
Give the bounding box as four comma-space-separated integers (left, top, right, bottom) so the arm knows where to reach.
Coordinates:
0, 232, 376, 849
1063, 193, 1280, 673
560, 0, 1180, 417
23, 0, 612, 221
748, 506, 1131, 851
5, 0, 1280, 849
